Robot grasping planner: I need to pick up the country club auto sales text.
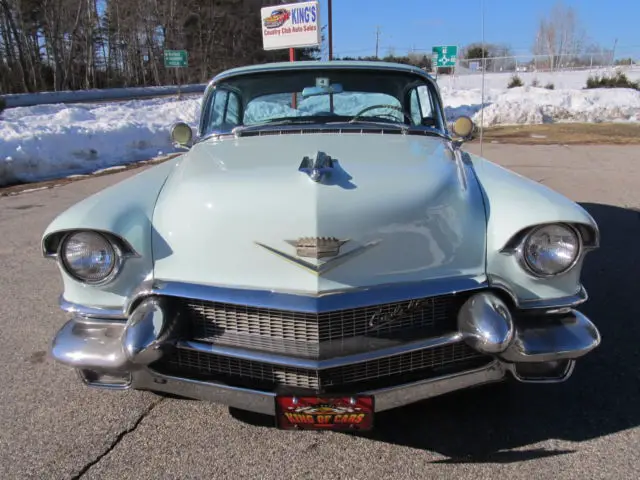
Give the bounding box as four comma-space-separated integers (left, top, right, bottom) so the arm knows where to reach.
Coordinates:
263, 4, 318, 36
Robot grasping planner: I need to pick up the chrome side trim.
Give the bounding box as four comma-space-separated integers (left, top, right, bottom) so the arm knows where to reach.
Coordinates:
489, 278, 589, 310
179, 332, 464, 370
130, 276, 487, 314
131, 360, 507, 415
518, 285, 588, 309
59, 295, 126, 319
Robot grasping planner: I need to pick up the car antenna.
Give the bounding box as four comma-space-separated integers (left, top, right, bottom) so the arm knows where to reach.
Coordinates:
479, 0, 486, 156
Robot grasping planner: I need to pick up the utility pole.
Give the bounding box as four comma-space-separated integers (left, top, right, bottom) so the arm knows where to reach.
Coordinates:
328, 0, 333, 60
375, 26, 382, 59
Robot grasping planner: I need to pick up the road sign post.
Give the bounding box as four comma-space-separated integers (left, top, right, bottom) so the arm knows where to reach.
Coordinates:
164, 50, 188, 68
164, 50, 188, 98
432, 45, 458, 73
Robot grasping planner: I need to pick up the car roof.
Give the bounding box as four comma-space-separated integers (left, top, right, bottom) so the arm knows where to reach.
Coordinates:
210, 60, 435, 84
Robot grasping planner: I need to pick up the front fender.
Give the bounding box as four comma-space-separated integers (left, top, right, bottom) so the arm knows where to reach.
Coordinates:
468, 153, 599, 303
42, 157, 182, 310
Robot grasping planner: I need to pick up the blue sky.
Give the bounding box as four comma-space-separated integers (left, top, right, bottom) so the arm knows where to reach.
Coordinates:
311, 0, 638, 59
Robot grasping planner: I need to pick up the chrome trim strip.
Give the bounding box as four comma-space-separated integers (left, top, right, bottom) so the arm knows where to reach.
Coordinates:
134, 369, 279, 415
59, 295, 126, 319
61, 276, 587, 320
489, 280, 589, 310
518, 285, 588, 309
179, 332, 464, 370
143, 276, 488, 314
366, 360, 506, 412
130, 360, 506, 415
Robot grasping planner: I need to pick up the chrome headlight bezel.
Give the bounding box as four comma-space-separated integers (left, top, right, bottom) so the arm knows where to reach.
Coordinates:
56, 230, 126, 286
516, 223, 583, 278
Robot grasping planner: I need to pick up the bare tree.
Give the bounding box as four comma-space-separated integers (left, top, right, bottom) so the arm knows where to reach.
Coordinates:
0, 0, 294, 94
532, 0, 588, 70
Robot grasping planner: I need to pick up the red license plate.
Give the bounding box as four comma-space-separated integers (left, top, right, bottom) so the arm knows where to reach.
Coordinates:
275, 395, 374, 431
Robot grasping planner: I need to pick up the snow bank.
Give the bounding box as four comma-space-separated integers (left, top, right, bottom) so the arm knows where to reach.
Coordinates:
441, 85, 640, 126
0, 98, 201, 185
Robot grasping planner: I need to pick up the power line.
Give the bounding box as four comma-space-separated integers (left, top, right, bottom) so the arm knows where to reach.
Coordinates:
375, 26, 382, 58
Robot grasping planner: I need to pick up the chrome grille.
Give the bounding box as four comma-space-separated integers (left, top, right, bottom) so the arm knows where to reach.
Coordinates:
184, 294, 460, 350
153, 342, 486, 391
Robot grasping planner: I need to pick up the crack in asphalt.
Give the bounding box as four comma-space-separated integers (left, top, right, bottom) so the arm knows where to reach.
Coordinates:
71, 398, 165, 479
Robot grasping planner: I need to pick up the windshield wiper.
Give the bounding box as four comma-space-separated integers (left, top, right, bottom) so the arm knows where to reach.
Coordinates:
232, 118, 319, 135
327, 119, 410, 131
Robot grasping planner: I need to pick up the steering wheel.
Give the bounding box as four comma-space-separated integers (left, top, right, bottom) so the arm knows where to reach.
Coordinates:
350, 104, 413, 124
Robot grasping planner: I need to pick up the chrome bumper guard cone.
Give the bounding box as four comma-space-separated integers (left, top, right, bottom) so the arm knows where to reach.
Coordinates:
50, 290, 601, 413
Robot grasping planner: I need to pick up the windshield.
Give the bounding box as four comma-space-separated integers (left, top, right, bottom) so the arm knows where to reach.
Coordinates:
199, 68, 443, 137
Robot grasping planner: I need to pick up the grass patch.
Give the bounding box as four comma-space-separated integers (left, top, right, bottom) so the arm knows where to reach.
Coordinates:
471, 123, 640, 145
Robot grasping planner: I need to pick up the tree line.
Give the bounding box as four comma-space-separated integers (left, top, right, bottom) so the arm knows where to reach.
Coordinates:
0, 0, 321, 94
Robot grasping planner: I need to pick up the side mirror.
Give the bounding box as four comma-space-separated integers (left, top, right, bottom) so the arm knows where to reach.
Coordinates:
170, 122, 193, 147
450, 116, 475, 141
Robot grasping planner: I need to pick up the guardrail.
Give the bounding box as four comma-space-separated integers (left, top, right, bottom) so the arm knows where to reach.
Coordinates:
2, 84, 208, 108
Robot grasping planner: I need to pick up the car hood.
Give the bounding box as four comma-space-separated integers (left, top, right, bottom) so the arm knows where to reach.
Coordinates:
151, 133, 488, 295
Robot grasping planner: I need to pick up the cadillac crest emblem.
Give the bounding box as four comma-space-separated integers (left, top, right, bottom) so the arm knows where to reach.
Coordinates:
254, 236, 381, 275
285, 237, 348, 259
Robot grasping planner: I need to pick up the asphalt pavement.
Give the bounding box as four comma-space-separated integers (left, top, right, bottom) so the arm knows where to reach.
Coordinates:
1, 143, 639, 479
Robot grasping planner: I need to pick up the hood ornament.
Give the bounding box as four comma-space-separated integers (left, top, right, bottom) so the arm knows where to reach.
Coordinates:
299, 151, 334, 182
285, 237, 348, 259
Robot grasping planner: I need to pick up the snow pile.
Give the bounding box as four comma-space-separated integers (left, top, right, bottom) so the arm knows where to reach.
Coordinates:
441, 85, 640, 126
0, 97, 201, 185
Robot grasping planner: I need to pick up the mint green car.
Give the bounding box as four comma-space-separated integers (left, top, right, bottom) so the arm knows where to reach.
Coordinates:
43, 61, 600, 431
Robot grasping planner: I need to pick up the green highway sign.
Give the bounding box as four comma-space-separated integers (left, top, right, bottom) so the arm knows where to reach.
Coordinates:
164, 50, 188, 68
432, 45, 458, 68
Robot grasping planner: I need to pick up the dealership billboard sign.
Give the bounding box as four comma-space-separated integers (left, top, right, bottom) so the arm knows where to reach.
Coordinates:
261, 1, 321, 50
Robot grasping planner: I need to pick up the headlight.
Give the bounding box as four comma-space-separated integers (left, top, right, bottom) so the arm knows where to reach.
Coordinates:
522, 224, 580, 276
60, 231, 119, 284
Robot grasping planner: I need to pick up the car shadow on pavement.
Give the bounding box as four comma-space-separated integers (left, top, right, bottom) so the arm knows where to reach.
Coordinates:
231, 203, 640, 463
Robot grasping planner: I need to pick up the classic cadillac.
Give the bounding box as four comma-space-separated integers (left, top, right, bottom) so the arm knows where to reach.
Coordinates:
44, 60, 601, 431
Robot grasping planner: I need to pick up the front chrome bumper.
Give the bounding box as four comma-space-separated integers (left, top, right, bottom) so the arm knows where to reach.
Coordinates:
50, 290, 601, 414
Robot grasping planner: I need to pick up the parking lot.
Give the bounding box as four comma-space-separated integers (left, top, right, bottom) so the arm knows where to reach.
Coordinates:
1, 143, 639, 479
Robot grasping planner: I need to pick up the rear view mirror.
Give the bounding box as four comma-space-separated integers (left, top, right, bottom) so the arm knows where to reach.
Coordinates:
302, 83, 344, 98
